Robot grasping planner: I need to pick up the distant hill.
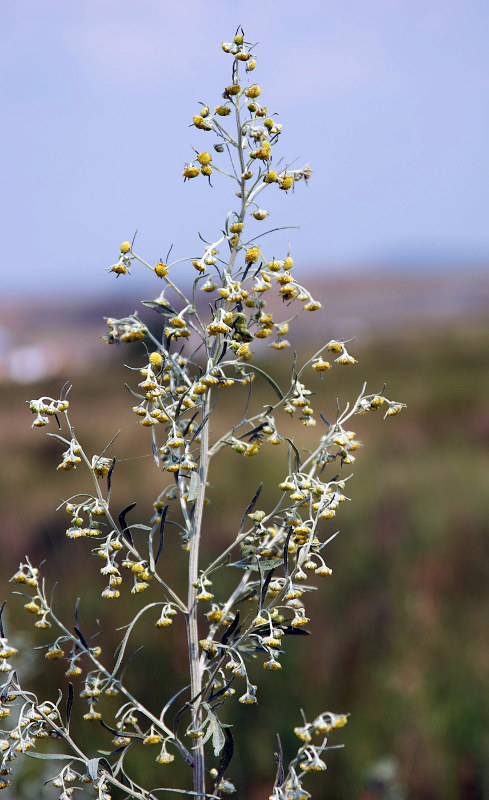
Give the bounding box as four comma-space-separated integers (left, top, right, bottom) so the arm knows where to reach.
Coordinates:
1, 269, 488, 382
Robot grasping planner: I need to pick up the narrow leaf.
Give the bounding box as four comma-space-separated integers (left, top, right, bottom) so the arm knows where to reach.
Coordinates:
260, 569, 275, 610
221, 611, 240, 646
274, 733, 285, 788
155, 506, 167, 565
249, 364, 283, 399
189, 397, 219, 445
66, 683, 74, 729
74, 627, 88, 650
217, 341, 228, 364
285, 438, 301, 472
238, 483, 262, 534
106, 458, 116, 502
118, 503, 136, 546
283, 528, 293, 578
140, 300, 176, 316
87, 757, 113, 780
28, 752, 82, 762
215, 727, 234, 788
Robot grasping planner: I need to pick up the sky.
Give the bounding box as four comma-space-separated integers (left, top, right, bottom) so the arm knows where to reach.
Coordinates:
2, 0, 489, 297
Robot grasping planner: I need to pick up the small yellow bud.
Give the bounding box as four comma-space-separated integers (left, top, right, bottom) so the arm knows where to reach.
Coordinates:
264, 170, 278, 183
197, 152, 212, 165
182, 165, 200, 179
230, 222, 243, 233
193, 114, 212, 130
279, 174, 294, 191
149, 352, 163, 368
120, 241, 131, 254
215, 105, 231, 116
312, 359, 331, 372
201, 164, 212, 177
245, 85, 261, 99
143, 734, 162, 746
246, 58, 257, 71
245, 246, 260, 264
109, 263, 129, 275
225, 84, 241, 96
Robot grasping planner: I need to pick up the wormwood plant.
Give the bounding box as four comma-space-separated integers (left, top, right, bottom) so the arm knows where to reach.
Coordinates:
1, 30, 404, 800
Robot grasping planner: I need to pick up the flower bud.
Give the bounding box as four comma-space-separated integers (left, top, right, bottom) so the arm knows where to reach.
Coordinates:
154, 261, 168, 277
245, 246, 260, 264
245, 85, 261, 99
192, 115, 212, 130
184, 164, 200, 179
279, 174, 294, 191
197, 152, 212, 165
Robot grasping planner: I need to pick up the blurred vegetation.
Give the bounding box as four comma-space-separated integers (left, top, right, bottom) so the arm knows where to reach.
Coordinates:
1, 312, 488, 800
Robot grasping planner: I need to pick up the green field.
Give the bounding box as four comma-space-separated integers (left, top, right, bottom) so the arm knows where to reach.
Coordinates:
1, 293, 488, 800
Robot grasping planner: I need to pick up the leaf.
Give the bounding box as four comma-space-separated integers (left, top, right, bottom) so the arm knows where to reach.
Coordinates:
140, 300, 176, 316
66, 683, 74, 729
86, 757, 113, 781
74, 627, 88, 650
27, 752, 82, 761
215, 727, 234, 788
155, 507, 167, 565
187, 472, 201, 503
260, 568, 275, 610
238, 483, 263, 534
286, 438, 302, 473
283, 528, 293, 578
221, 611, 240, 646
118, 503, 137, 546
189, 397, 219, 445
248, 364, 283, 399
106, 458, 116, 503
274, 733, 285, 788
207, 708, 226, 756
230, 557, 282, 571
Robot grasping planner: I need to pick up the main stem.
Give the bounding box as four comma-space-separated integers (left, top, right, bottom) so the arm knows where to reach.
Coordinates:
187, 393, 211, 799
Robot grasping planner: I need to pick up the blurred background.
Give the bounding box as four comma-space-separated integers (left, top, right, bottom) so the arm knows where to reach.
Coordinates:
1, 1, 489, 799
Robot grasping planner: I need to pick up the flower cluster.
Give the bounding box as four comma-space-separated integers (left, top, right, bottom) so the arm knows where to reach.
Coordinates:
10, 28, 405, 800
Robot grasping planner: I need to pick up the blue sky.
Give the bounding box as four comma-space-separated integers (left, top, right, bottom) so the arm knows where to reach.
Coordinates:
2, 0, 488, 296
